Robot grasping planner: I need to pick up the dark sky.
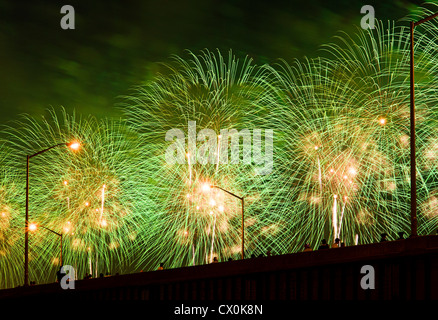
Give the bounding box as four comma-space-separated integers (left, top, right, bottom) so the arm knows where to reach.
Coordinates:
0, 0, 427, 126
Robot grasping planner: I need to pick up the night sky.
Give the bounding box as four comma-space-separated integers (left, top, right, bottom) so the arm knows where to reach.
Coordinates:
0, 0, 427, 126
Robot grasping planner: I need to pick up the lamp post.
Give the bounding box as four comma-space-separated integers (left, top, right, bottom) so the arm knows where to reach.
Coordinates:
210, 185, 245, 260
24, 141, 80, 286
409, 12, 438, 237
29, 223, 63, 266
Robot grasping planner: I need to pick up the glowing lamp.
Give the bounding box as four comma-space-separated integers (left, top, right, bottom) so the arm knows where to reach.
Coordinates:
67, 141, 80, 150
201, 183, 211, 193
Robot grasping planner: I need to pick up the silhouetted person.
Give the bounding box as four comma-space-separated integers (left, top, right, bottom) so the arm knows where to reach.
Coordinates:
251, 254, 256, 258
397, 232, 405, 240
158, 262, 164, 270
380, 233, 388, 242
318, 239, 329, 250
56, 267, 63, 283
303, 244, 313, 252
332, 238, 340, 248
340, 242, 346, 248
99, 273, 104, 278
228, 257, 233, 262
212, 257, 218, 263
266, 250, 272, 257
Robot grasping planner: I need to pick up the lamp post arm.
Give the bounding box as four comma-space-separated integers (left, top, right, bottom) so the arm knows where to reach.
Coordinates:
29, 143, 67, 159
37, 225, 63, 266
414, 12, 438, 26
211, 185, 243, 200
211, 185, 245, 259
38, 225, 62, 237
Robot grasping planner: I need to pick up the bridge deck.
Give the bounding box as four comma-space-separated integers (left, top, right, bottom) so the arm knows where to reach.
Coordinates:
1, 235, 437, 301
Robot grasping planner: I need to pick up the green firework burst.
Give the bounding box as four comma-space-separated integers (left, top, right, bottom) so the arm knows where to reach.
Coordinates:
2, 108, 147, 286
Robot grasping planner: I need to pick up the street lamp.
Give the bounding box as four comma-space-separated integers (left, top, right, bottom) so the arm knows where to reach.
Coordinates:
210, 185, 245, 260
409, 12, 438, 237
24, 141, 80, 286
28, 223, 64, 266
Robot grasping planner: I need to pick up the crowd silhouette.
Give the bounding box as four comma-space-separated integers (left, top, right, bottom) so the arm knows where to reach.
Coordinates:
24, 230, 427, 286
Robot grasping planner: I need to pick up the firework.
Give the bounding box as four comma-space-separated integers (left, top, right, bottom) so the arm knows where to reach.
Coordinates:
121, 18, 438, 266
120, 49, 278, 268
2, 108, 147, 286
0, 148, 23, 289
267, 17, 438, 249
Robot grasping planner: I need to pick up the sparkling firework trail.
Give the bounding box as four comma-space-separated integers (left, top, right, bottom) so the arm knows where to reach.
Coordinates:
338, 196, 347, 240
